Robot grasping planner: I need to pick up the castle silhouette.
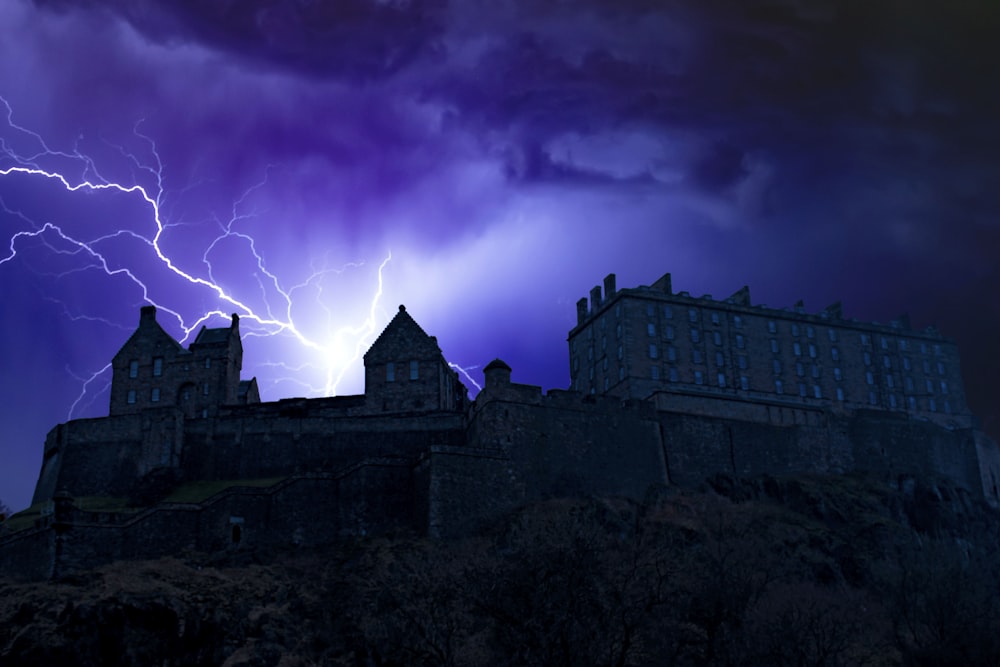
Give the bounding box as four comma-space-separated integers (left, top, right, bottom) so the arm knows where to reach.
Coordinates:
3, 272, 999, 579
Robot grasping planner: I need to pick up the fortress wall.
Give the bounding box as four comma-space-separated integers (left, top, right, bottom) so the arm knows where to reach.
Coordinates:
182, 412, 464, 481
846, 412, 984, 494
974, 431, 1000, 506
34, 410, 186, 503
0, 527, 52, 581
471, 394, 668, 502
423, 446, 517, 538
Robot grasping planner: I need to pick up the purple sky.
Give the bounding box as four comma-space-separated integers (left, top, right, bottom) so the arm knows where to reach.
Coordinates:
1, 0, 998, 512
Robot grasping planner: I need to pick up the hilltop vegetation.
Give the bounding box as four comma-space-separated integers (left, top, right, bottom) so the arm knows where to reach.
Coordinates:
2, 472, 999, 666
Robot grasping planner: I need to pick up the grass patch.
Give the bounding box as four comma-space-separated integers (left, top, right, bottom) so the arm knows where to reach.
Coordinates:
164, 477, 286, 504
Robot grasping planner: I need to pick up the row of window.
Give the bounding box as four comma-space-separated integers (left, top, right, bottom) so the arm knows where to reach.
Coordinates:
127, 357, 213, 379
386, 361, 420, 382
125, 382, 211, 404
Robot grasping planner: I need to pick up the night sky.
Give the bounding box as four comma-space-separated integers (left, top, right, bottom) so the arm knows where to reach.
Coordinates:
1, 0, 997, 512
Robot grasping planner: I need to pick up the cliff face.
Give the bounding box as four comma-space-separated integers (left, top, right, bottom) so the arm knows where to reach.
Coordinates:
3, 472, 999, 667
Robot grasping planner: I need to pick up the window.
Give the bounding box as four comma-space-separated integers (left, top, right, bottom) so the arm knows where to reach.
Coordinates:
738, 355, 748, 369
713, 331, 722, 345
937, 362, 946, 376
387, 362, 395, 382
905, 376, 914, 391
691, 329, 701, 343
667, 346, 676, 362
615, 305, 621, 318
926, 379, 934, 394
616, 324, 622, 339
929, 398, 937, 412
717, 373, 726, 388
711, 312, 720, 325
808, 344, 817, 358
651, 366, 659, 380
689, 308, 698, 323
618, 345, 624, 360
770, 339, 779, 353
669, 367, 679, 382
773, 360, 781, 374
694, 370, 704, 385
933, 344, 942, 356
692, 350, 703, 364
881, 337, 889, 350
619, 367, 625, 381
715, 352, 724, 367
649, 344, 658, 359
883, 356, 891, 369
665, 325, 675, 340
205, 358, 211, 369
834, 367, 842, 381
588, 347, 593, 361
799, 383, 807, 397
791, 324, 800, 337
604, 377, 610, 390
866, 372, 874, 385
795, 362, 804, 376
813, 385, 822, 399
903, 357, 911, 371
127, 390, 136, 404
887, 375, 894, 388
663, 305, 673, 319
861, 334, 871, 346
908, 396, 917, 411
920, 343, 928, 355
602, 358, 608, 371
768, 321, 777, 334
601, 336, 607, 351
940, 381, 948, 394
648, 323, 656, 336
775, 380, 784, 394
836, 387, 845, 401
151, 388, 160, 402
740, 375, 749, 390
828, 329, 837, 342
734, 316, 743, 328
736, 334, 745, 349
869, 391, 878, 406
944, 400, 952, 415
129, 360, 139, 378
831, 347, 839, 361
806, 326, 815, 339
922, 360, 931, 374
889, 394, 897, 408
900, 339, 909, 351
410, 360, 419, 380
590, 367, 594, 380
646, 304, 654, 317
863, 352, 871, 366
811, 365, 820, 378
202, 408, 209, 418
793, 342, 802, 356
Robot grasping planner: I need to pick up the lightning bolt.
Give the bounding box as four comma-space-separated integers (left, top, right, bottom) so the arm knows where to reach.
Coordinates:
0, 95, 394, 417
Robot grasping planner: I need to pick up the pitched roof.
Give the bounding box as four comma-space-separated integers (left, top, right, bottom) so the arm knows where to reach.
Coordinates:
364, 305, 444, 363
193, 326, 231, 345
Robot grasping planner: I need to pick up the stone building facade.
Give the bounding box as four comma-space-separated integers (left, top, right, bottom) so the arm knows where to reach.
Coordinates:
3, 273, 999, 580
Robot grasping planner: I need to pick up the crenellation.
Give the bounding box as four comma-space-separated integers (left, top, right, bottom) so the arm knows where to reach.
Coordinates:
2, 270, 999, 580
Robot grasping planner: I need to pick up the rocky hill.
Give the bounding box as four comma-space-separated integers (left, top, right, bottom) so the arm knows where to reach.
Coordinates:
2, 472, 999, 666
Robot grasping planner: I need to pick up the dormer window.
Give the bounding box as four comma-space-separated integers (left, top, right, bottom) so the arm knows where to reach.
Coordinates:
410, 360, 419, 380
129, 360, 138, 378
387, 362, 395, 382
153, 357, 163, 377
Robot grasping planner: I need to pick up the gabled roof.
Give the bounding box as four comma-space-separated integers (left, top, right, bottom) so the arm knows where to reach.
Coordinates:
111, 306, 184, 361
364, 305, 444, 363
193, 326, 231, 345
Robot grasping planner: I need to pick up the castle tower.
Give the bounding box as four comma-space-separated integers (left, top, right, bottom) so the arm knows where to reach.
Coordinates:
363, 305, 468, 413
109, 307, 257, 418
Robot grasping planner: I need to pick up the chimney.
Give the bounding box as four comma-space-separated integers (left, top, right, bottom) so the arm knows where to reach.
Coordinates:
140, 305, 157, 327
590, 285, 602, 311
603, 273, 616, 299
231, 313, 240, 329
728, 286, 751, 306
576, 298, 589, 325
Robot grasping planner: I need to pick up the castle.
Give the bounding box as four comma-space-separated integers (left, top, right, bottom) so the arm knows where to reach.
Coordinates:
3, 271, 1000, 580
